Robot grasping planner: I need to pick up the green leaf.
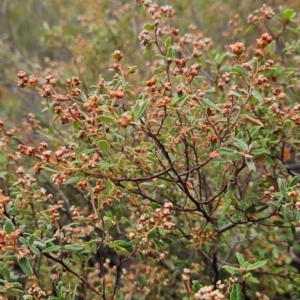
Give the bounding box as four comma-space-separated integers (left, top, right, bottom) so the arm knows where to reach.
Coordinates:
104, 217, 114, 230
0, 171, 7, 179
230, 283, 242, 300
170, 94, 187, 106
6, 288, 24, 296
42, 245, 62, 253
167, 46, 174, 59
143, 43, 153, 56
153, 66, 166, 75
127, 66, 137, 74
222, 265, 239, 275
18, 257, 33, 276
232, 65, 249, 76
245, 204, 256, 215
252, 90, 263, 104
136, 99, 150, 120
282, 9, 295, 20
29, 245, 41, 255
165, 37, 172, 48
165, 259, 175, 270
216, 52, 230, 65
236, 252, 246, 267
291, 223, 296, 238
243, 272, 259, 283
116, 206, 123, 218
34, 240, 46, 249
44, 237, 56, 244
249, 126, 261, 138
156, 54, 168, 61
64, 244, 84, 252
266, 40, 276, 55
143, 23, 155, 31
151, 203, 161, 210
233, 138, 248, 151
153, 238, 164, 249
4, 282, 22, 289
192, 280, 202, 292
251, 149, 270, 156
33, 230, 42, 238
106, 180, 115, 195
116, 247, 131, 256
3, 219, 14, 234
36, 129, 60, 143
139, 250, 145, 261
246, 159, 256, 172
278, 178, 288, 198
28, 235, 36, 245
72, 121, 81, 131
217, 147, 236, 156
202, 98, 222, 112
114, 240, 132, 249
289, 176, 299, 188
71, 285, 78, 300
162, 237, 172, 244
148, 230, 158, 239
98, 140, 110, 152
158, 227, 166, 236
78, 148, 97, 155
245, 23, 257, 34
19, 237, 28, 245
246, 259, 267, 270
98, 115, 116, 123
66, 176, 83, 185
293, 274, 300, 284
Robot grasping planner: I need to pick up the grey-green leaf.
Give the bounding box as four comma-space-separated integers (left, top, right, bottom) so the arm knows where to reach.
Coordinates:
202, 98, 222, 112
4, 219, 14, 234
18, 257, 33, 276
136, 99, 150, 120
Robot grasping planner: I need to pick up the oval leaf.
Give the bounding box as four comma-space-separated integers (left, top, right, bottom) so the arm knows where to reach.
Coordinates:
98, 115, 116, 123
202, 98, 222, 112
98, 140, 110, 152
136, 99, 150, 120
42, 245, 62, 253
217, 147, 236, 156
4, 219, 14, 234
246, 259, 267, 271
64, 244, 84, 252
152, 66, 166, 75
251, 90, 263, 104
18, 257, 33, 276
143, 43, 153, 56
230, 283, 242, 300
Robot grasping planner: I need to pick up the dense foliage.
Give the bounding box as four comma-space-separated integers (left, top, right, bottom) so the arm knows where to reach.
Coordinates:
1, 1, 300, 299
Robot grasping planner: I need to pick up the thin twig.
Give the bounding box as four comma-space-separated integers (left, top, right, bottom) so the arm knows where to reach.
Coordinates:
42, 252, 104, 298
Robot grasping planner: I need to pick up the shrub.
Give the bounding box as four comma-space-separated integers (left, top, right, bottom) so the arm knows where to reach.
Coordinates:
1, 1, 300, 299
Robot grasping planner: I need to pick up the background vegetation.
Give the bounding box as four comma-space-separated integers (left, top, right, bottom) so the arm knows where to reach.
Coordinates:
1, 0, 300, 299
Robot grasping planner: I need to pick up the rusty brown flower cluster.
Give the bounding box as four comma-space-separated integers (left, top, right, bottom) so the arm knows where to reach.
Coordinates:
228, 42, 245, 56
248, 4, 275, 23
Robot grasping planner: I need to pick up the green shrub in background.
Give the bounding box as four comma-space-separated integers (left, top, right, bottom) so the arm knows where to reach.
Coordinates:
1, 1, 300, 299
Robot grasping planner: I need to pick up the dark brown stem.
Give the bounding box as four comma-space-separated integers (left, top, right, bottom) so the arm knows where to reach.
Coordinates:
42, 252, 104, 298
